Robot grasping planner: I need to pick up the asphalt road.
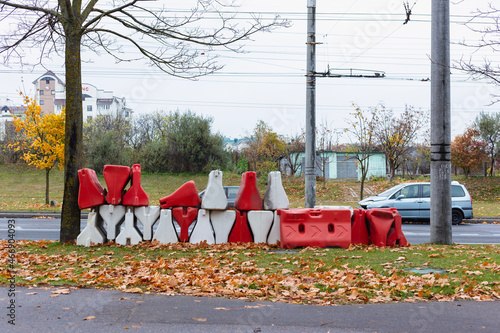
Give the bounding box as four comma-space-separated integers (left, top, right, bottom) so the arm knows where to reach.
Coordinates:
1, 218, 500, 245
1, 286, 499, 333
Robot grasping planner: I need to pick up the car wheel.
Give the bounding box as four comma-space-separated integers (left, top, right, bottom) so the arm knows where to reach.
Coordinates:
452, 209, 463, 225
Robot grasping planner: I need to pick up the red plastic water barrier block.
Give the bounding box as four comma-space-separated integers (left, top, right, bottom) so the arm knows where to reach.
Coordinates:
228, 210, 253, 243
172, 207, 198, 242
234, 171, 262, 211
366, 208, 407, 247
122, 164, 149, 207
385, 209, 408, 247
351, 209, 370, 245
78, 168, 106, 209
159, 181, 200, 209
279, 208, 351, 249
103, 165, 131, 205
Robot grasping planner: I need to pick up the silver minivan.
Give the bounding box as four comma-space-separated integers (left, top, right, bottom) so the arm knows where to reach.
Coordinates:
358, 181, 473, 224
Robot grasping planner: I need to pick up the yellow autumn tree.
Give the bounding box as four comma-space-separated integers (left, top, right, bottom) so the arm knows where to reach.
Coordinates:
9, 95, 65, 205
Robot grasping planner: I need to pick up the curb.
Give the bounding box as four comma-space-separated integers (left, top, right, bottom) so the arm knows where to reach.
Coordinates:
0, 211, 89, 219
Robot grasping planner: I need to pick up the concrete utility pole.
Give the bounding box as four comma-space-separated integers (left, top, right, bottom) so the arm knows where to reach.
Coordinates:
430, 0, 452, 244
305, 0, 316, 208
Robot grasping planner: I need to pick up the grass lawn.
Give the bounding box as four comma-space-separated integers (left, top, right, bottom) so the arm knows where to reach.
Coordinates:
0, 164, 499, 216
2, 240, 499, 305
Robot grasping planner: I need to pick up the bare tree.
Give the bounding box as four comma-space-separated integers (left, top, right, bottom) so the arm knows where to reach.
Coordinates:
345, 104, 377, 200
456, 3, 500, 104
372, 105, 429, 181
281, 133, 305, 177
0, 0, 288, 242
316, 119, 332, 189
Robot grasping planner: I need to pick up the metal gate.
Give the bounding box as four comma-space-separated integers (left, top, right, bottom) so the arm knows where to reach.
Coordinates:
337, 155, 357, 179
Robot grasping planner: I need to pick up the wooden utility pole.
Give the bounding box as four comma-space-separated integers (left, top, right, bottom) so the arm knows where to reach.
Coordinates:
430, 0, 452, 244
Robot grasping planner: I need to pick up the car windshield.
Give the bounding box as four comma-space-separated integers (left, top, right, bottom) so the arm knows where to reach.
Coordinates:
377, 184, 404, 197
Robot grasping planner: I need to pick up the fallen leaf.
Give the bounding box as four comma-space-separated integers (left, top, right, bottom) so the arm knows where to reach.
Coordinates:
83, 316, 95, 321
192, 317, 207, 322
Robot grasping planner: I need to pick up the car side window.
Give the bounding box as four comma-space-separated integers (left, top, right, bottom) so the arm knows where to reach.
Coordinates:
227, 188, 238, 200
451, 185, 466, 197
422, 185, 430, 198
391, 185, 420, 199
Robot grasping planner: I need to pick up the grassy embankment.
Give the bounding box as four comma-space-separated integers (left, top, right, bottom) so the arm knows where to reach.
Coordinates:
0, 164, 499, 216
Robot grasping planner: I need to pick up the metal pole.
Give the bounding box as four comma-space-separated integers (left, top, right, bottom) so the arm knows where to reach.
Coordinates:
430, 0, 452, 244
305, 0, 316, 208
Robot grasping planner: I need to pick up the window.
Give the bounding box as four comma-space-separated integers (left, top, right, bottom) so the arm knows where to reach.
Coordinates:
422, 185, 430, 198
51, 90, 55, 95
452, 185, 466, 197
40, 90, 44, 95
45, 79, 50, 84
87, 105, 92, 112
40, 100, 44, 105
392, 185, 419, 199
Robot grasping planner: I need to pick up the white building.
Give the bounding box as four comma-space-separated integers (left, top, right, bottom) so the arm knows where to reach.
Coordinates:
33, 70, 132, 120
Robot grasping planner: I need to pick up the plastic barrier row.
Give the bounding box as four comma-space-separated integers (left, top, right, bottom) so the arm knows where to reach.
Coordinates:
78, 164, 149, 209
278, 207, 407, 248
77, 206, 282, 246
77, 165, 407, 248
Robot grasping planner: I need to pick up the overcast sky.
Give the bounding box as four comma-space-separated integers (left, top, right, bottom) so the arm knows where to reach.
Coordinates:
1, 0, 499, 140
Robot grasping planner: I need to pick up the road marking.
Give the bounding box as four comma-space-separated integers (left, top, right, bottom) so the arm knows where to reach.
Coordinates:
0, 228, 58, 232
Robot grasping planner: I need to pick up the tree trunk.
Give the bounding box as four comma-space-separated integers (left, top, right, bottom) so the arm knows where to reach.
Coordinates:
60, 29, 83, 243
45, 167, 50, 205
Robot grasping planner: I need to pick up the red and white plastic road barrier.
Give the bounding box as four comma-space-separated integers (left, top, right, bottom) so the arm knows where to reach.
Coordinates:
210, 210, 236, 244
76, 208, 106, 246
78, 168, 106, 210
152, 209, 178, 244
366, 208, 408, 247
189, 209, 215, 244
103, 165, 131, 205
278, 208, 352, 249
228, 210, 253, 243
234, 171, 262, 211
76, 166, 407, 248
159, 181, 200, 209
201, 170, 227, 210
122, 164, 149, 207
351, 209, 370, 245
115, 207, 143, 246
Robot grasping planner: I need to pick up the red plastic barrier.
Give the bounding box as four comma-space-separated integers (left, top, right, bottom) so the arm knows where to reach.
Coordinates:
78, 168, 106, 209
234, 171, 262, 211
366, 208, 407, 247
351, 209, 370, 245
279, 208, 351, 249
172, 207, 198, 242
103, 165, 131, 205
122, 164, 149, 207
386, 209, 408, 247
228, 210, 253, 243
159, 181, 200, 209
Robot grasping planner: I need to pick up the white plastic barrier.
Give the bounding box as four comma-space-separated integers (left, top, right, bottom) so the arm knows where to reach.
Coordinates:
115, 207, 143, 246
248, 210, 274, 244
315, 205, 354, 216
267, 211, 281, 245
153, 209, 178, 244
134, 206, 161, 241
99, 204, 126, 241
189, 209, 215, 244
263, 171, 289, 210
210, 210, 236, 244
201, 170, 227, 210
77, 209, 106, 246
